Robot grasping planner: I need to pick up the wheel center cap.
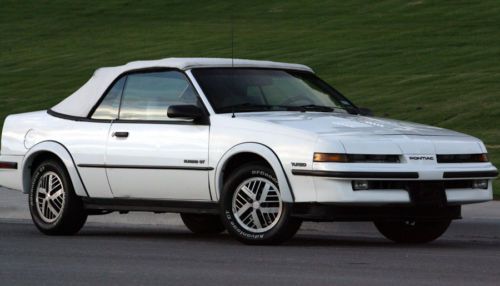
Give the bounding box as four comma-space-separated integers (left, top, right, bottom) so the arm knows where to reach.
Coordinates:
253, 201, 260, 209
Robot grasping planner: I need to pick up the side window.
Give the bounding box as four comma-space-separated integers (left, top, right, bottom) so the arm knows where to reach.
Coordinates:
119, 71, 199, 121
91, 77, 126, 120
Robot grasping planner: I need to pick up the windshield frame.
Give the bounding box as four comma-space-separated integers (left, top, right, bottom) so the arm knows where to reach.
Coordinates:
190, 67, 358, 114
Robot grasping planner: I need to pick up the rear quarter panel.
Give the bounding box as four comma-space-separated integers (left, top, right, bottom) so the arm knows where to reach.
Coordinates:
0, 112, 39, 190
0, 111, 111, 197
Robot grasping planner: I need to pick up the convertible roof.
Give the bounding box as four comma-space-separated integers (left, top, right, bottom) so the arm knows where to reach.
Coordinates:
51, 57, 314, 117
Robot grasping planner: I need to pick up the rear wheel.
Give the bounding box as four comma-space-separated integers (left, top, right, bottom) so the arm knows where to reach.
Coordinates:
29, 159, 87, 235
180, 213, 225, 234
220, 163, 302, 245
374, 219, 451, 243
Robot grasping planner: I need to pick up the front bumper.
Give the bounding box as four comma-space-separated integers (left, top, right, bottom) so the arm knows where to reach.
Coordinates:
289, 162, 498, 204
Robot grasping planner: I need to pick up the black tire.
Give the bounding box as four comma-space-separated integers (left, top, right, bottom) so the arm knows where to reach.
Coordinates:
29, 159, 87, 235
180, 213, 225, 234
220, 163, 302, 245
374, 219, 451, 244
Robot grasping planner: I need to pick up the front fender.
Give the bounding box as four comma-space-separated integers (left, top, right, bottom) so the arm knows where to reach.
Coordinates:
22, 140, 88, 196
213, 142, 295, 203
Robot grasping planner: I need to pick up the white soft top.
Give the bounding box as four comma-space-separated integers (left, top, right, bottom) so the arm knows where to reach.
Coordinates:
51, 57, 314, 117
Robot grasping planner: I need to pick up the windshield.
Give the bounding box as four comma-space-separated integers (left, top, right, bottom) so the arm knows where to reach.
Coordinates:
191, 68, 356, 113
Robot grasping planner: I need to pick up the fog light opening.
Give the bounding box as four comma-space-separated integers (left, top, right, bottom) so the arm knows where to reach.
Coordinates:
472, 179, 488, 189
352, 180, 369, 191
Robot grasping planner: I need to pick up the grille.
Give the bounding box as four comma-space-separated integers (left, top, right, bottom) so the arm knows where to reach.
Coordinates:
347, 154, 400, 163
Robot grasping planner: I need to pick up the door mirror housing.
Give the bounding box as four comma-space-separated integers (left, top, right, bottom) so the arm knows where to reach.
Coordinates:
167, 105, 204, 120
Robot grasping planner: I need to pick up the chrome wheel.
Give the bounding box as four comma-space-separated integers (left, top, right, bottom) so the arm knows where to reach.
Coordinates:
232, 177, 283, 233
35, 171, 65, 223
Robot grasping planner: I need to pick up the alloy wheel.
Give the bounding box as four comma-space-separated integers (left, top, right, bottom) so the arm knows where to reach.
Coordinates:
232, 177, 283, 233
35, 171, 65, 223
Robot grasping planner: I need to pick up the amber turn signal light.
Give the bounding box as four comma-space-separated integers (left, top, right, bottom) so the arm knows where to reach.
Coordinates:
479, 154, 489, 162
313, 153, 348, 163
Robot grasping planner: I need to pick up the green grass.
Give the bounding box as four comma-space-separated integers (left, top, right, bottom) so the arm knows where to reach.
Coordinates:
1, 0, 499, 195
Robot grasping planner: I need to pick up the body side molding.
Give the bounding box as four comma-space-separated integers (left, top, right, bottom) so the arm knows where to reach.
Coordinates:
78, 164, 213, 171
291, 170, 419, 179
443, 170, 498, 179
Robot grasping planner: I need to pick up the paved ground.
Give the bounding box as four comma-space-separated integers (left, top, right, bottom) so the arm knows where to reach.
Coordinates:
1, 187, 500, 286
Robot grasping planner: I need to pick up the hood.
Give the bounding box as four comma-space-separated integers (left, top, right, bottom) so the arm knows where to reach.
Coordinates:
235, 111, 467, 137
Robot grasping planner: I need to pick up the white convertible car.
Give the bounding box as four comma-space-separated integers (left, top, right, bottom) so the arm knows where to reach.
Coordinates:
0, 58, 497, 244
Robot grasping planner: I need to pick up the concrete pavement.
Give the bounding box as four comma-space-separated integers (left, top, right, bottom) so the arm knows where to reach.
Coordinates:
1, 187, 500, 286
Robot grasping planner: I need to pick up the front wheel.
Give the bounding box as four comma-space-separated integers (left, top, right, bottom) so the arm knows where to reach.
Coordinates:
29, 159, 87, 235
374, 219, 451, 244
220, 163, 302, 245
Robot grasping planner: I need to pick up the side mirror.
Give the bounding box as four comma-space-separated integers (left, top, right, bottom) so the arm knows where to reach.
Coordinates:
357, 107, 373, 116
167, 105, 204, 120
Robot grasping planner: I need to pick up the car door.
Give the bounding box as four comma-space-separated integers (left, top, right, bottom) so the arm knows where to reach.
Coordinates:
74, 76, 128, 198
105, 70, 211, 200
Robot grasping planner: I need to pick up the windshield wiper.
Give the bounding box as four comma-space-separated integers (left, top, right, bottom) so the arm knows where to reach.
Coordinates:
285, 105, 334, 112
218, 103, 335, 113
218, 103, 287, 113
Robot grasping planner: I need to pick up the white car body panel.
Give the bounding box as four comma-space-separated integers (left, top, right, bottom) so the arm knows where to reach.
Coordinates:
0, 155, 23, 190
0, 58, 497, 209
104, 122, 210, 200
1, 111, 110, 197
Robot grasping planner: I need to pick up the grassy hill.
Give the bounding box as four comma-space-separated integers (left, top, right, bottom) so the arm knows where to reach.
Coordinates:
1, 0, 499, 195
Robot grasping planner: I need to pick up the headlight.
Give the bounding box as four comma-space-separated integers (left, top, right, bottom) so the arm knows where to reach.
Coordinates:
313, 153, 400, 163
437, 153, 489, 163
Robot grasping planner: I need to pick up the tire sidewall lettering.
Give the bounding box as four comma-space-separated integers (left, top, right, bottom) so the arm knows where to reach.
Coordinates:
30, 165, 47, 209
222, 166, 282, 241
251, 169, 278, 186
225, 210, 264, 239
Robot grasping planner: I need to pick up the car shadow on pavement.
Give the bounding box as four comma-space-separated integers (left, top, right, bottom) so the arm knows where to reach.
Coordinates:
77, 225, 236, 243
70, 225, 500, 249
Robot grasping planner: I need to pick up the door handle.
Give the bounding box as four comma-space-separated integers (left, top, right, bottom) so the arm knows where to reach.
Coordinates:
113, 131, 129, 138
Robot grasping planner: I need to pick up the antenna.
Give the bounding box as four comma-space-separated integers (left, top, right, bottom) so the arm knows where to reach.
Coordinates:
231, 3, 236, 118
231, 3, 235, 68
